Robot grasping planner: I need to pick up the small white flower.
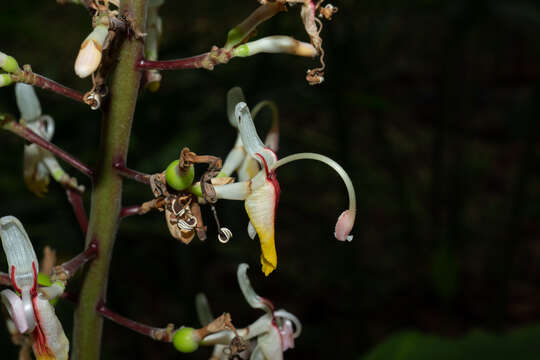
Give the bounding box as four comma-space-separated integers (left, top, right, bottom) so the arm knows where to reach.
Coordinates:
0, 216, 69, 360
198, 264, 301, 360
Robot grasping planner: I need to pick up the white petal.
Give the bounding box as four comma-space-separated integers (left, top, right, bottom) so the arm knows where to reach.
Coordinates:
279, 319, 295, 351
227, 87, 245, 127
1, 289, 29, 333
15, 84, 42, 121
221, 136, 246, 176
250, 344, 265, 360
274, 309, 302, 338
235, 102, 277, 170
195, 293, 214, 326
257, 324, 283, 360
212, 344, 231, 360
26, 115, 55, 140
246, 313, 273, 339
33, 294, 69, 360
240, 36, 318, 57
200, 330, 235, 346
237, 263, 273, 312
39, 282, 65, 300
0, 216, 39, 291
238, 156, 260, 182
214, 181, 251, 200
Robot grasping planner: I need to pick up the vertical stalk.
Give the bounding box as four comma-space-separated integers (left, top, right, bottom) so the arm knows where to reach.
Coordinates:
71, 1, 147, 359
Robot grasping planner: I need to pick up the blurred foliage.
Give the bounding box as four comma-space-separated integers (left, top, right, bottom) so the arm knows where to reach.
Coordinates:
1, 0, 540, 358
363, 324, 540, 360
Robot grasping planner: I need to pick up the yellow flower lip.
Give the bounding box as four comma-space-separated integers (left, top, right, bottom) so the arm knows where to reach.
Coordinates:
245, 173, 279, 276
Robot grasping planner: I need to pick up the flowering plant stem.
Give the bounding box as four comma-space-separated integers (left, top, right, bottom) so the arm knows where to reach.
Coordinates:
71, 0, 147, 358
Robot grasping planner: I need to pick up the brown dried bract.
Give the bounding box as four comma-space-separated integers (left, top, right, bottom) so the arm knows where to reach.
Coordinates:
150, 172, 168, 197
196, 313, 237, 339
190, 200, 207, 241
318, 3, 338, 20
150, 323, 175, 342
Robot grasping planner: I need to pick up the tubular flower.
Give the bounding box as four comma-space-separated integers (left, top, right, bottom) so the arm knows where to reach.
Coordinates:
214, 97, 356, 276
0, 216, 69, 360
198, 263, 301, 360
15, 84, 84, 196
217, 101, 280, 276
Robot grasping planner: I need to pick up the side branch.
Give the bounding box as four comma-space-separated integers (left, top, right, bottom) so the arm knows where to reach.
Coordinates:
113, 161, 151, 184
96, 300, 175, 342
55, 238, 98, 281
66, 188, 89, 234
12, 68, 85, 103
119, 205, 142, 219
137, 47, 232, 71
1, 115, 94, 178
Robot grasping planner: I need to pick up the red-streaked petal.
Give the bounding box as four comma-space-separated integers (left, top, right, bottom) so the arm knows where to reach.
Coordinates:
32, 295, 69, 360
245, 180, 278, 276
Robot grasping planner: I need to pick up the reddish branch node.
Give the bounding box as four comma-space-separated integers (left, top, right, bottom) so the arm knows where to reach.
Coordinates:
137, 47, 233, 71
53, 239, 98, 282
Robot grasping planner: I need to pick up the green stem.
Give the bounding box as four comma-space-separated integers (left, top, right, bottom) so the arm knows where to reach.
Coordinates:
71, 1, 147, 359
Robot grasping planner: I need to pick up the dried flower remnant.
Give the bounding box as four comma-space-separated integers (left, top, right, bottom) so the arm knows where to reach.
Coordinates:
198, 263, 302, 360
255, 0, 338, 84
15, 84, 84, 196
139, 148, 233, 244
0, 216, 69, 360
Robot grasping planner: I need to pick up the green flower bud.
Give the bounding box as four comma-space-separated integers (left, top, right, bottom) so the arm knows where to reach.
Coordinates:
165, 160, 195, 191
172, 327, 199, 353
0, 52, 20, 73
233, 44, 250, 57
225, 27, 245, 49
0, 74, 13, 87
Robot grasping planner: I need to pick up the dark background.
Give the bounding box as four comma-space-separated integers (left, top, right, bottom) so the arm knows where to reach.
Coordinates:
2, 0, 540, 358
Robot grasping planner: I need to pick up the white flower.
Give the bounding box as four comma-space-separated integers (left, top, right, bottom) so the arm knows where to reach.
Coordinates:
198, 263, 301, 360
214, 89, 356, 275
15, 84, 83, 196
0, 216, 69, 360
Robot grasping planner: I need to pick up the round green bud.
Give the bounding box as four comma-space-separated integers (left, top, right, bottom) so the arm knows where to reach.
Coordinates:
2, 56, 20, 73
233, 44, 250, 58
172, 327, 199, 353
165, 160, 195, 191
0, 74, 13, 88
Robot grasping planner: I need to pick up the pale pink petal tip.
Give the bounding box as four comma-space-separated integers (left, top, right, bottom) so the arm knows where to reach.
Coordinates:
1, 289, 28, 333
280, 319, 295, 351
334, 209, 355, 242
